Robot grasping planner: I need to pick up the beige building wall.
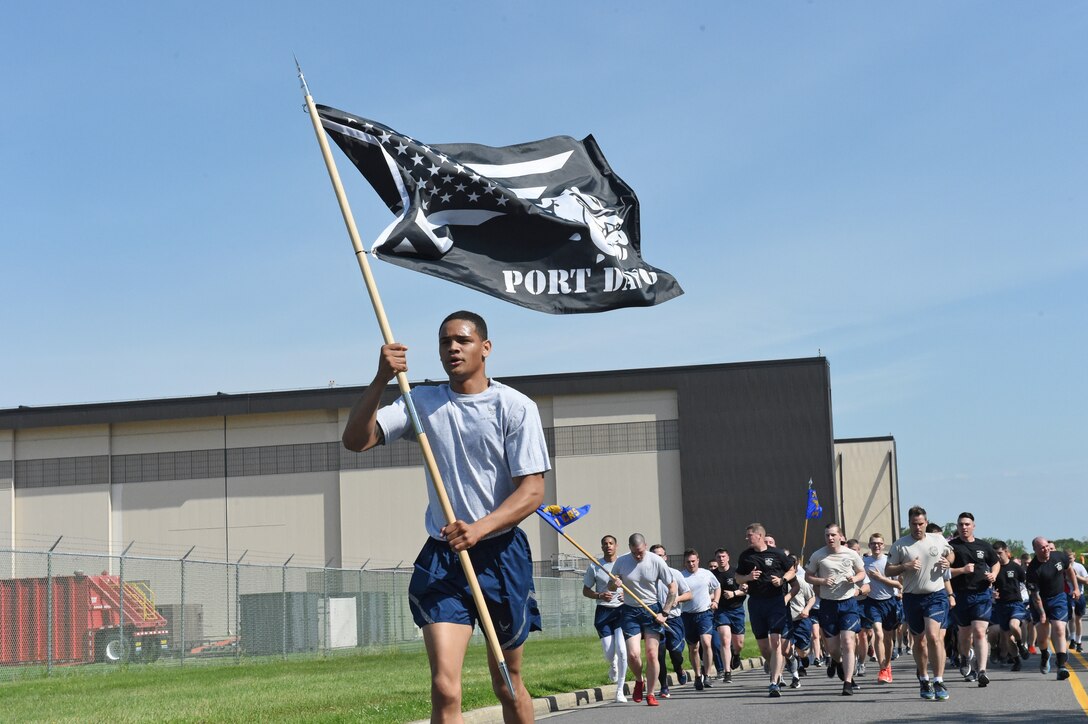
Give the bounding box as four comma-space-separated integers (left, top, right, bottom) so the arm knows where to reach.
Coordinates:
0, 390, 685, 573
15, 484, 111, 561
1, 430, 12, 561
339, 467, 430, 567
547, 391, 683, 563
834, 438, 899, 544
552, 451, 684, 557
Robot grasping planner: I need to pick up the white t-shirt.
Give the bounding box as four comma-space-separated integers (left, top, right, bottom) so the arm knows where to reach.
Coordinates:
584, 559, 624, 608
888, 533, 953, 595
376, 380, 551, 540
1072, 561, 1087, 594
612, 551, 672, 609
680, 567, 720, 613
805, 546, 865, 601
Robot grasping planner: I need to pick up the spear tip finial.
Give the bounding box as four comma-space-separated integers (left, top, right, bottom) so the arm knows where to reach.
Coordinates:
294, 54, 311, 97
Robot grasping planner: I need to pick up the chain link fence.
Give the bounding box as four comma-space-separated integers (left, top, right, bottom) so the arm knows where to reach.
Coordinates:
0, 547, 595, 682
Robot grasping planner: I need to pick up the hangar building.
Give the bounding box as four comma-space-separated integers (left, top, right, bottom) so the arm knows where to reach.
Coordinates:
0, 358, 899, 572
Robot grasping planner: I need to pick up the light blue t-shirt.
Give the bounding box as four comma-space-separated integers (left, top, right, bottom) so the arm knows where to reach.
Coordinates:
376, 379, 551, 540
863, 554, 895, 601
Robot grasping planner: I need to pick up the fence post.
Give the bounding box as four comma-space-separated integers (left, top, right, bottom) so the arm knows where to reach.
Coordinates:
179, 546, 195, 666
46, 536, 62, 676
324, 557, 334, 657
282, 554, 294, 659
118, 541, 134, 662
235, 550, 247, 664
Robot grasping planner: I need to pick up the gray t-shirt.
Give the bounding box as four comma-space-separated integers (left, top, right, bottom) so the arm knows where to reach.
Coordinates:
612, 552, 672, 609
888, 533, 953, 595
680, 568, 720, 613
789, 577, 815, 620
376, 380, 550, 540
805, 547, 865, 601
584, 559, 624, 608
658, 567, 690, 618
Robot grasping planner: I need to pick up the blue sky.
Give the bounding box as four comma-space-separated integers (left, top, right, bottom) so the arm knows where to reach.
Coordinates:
3, 2, 1085, 547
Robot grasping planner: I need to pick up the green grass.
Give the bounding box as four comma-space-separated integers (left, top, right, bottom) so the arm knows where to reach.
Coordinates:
0, 633, 761, 723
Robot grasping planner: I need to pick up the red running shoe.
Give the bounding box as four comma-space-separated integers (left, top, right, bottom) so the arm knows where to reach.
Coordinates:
646, 693, 659, 706
632, 680, 644, 703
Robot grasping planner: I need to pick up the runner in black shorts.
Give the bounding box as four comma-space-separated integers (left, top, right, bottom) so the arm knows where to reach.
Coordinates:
737, 523, 796, 698
712, 548, 747, 682
949, 512, 1000, 686
991, 540, 1029, 671
1027, 537, 1079, 680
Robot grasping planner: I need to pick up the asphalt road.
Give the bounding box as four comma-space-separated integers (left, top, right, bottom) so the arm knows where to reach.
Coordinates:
542, 649, 1088, 723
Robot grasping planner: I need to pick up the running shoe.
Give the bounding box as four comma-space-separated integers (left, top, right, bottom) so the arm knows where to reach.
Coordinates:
1058, 668, 1071, 681
768, 683, 781, 698
827, 660, 837, 679
677, 671, 687, 685
850, 681, 861, 693
877, 666, 892, 684
1018, 641, 1030, 660
646, 693, 659, 707
920, 681, 935, 700
934, 682, 949, 701
632, 680, 644, 703
732, 651, 742, 670
702, 674, 713, 688
965, 670, 977, 682
905, 645, 912, 654
1040, 650, 1051, 675
722, 671, 733, 684
694, 675, 704, 691
614, 687, 627, 704
977, 670, 989, 687
812, 656, 824, 667
659, 686, 670, 699
841, 682, 853, 696
856, 661, 866, 677
1011, 657, 1022, 672
891, 648, 900, 661
1077, 642, 1083, 653
1029, 646, 1038, 655
959, 660, 971, 678
789, 674, 801, 689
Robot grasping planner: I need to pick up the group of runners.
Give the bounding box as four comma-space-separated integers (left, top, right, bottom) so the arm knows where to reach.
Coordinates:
341, 311, 1086, 723
584, 506, 1088, 705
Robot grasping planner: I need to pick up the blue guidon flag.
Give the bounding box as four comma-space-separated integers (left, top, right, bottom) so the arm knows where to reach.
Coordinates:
806, 481, 823, 520
537, 504, 591, 532
318, 105, 683, 314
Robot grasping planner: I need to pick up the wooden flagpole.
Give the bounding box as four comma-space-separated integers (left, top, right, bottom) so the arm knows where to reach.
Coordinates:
295, 61, 515, 694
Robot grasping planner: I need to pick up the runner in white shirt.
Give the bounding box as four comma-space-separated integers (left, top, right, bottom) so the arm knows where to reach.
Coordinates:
680, 549, 721, 690
862, 532, 903, 684
886, 506, 954, 701
582, 534, 628, 702
806, 523, 867, 696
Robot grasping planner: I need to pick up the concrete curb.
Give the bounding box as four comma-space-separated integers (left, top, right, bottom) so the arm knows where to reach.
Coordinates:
409, 657, 766, 723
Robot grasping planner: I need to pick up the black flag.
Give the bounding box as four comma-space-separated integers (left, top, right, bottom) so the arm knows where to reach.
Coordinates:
318, 105, 683, 314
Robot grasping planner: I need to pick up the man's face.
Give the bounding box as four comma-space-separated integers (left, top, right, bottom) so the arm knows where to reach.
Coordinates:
630, 541, 648, 561
910, 515, 928, 540
439, 319, 491, 382
716, 551, 729, 569
957, 517, 975, 540
1033, 538, 1050, 560
824, 527, 841, 549
708, 560, 719, 571
685, 554, 699, 573
745, 529, 765, 548
869, 538, 885, 556
996, 548, 1010, 564
765, 536, 776, 548
651, 546, 667, 561
601, 537, 617, 558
